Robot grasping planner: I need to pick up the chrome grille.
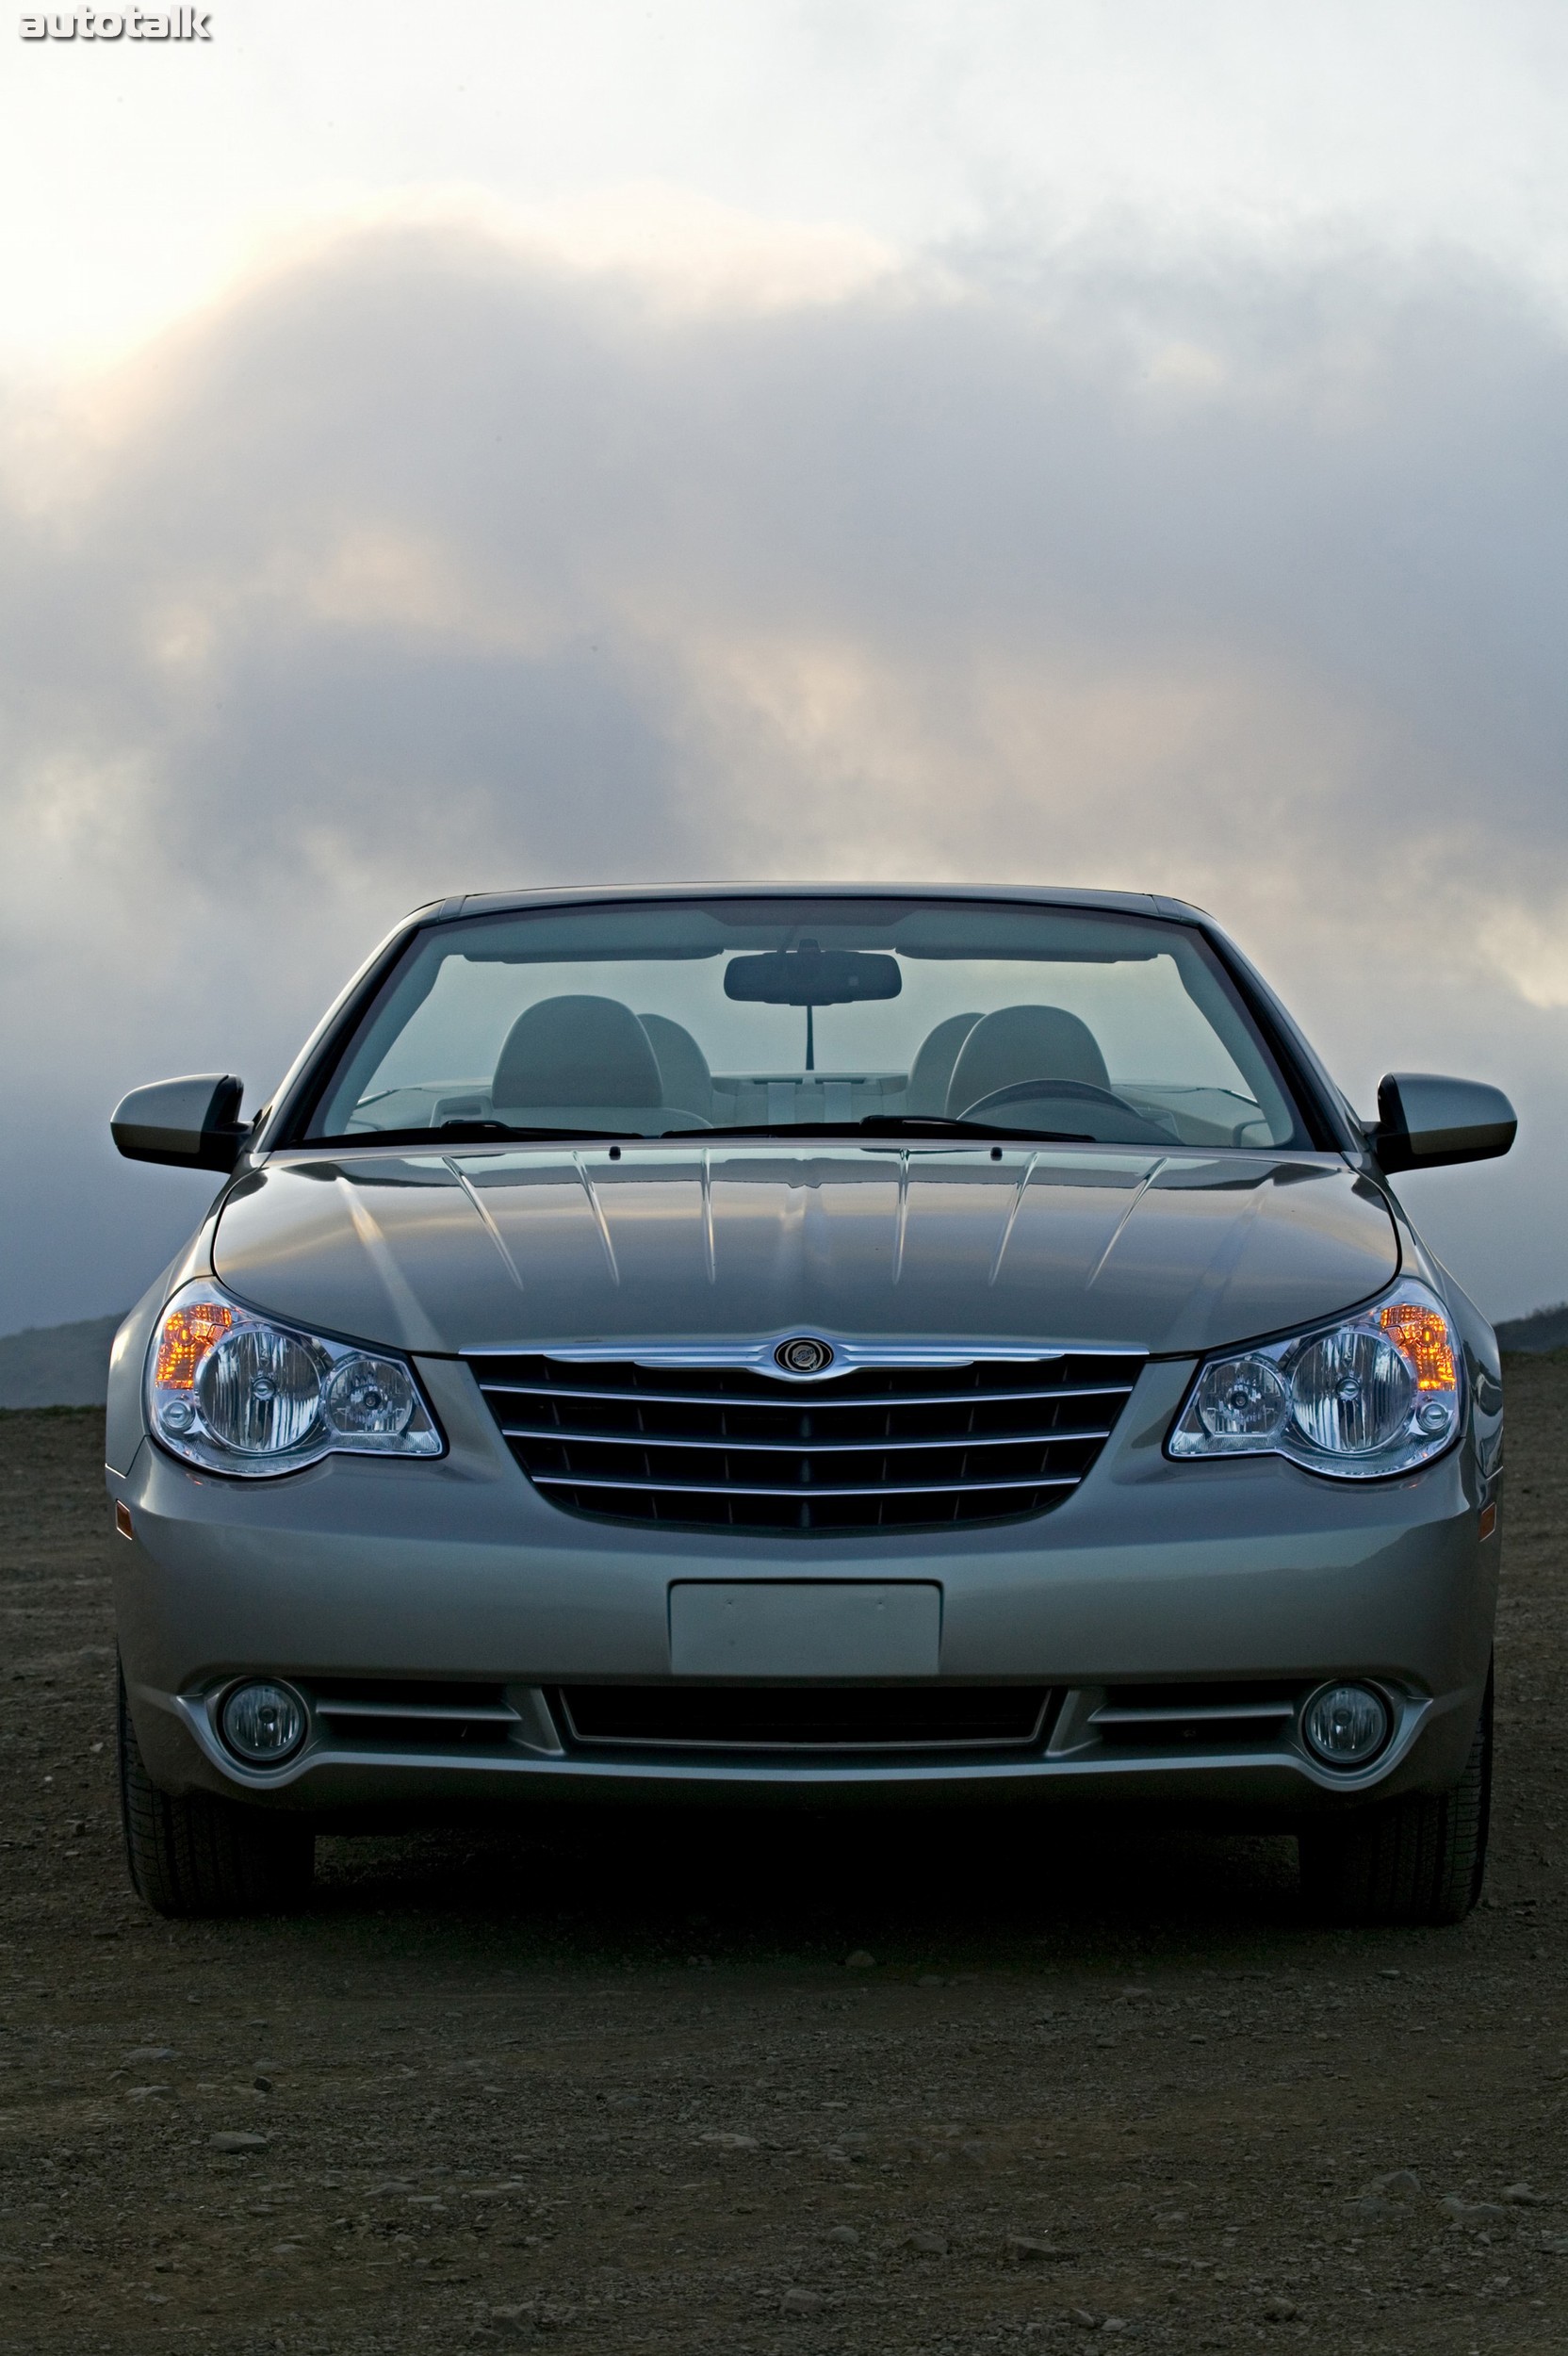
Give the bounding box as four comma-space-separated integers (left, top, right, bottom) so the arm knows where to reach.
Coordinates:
468, 1350, 1144, 1532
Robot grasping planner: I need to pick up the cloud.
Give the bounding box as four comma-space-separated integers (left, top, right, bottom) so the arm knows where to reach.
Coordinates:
2, 212, 1566, 1326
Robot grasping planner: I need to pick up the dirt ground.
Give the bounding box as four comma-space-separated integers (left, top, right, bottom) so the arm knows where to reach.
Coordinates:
3, 1366, 1568, 2356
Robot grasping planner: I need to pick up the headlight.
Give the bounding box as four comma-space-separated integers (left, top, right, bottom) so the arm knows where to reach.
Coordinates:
1168, 1279, 1462, 1480
146, 1280, 443, 1478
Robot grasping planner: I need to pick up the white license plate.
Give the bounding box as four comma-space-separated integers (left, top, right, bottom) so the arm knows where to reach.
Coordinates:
668, 1581, 942, 1677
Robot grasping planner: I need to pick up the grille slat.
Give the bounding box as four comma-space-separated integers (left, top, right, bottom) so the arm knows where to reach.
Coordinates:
469, 1348, 1143, 1532
496, 1421, 1115, 1454
481, 1378, 1135, 1408
530, 1471, 1083, 1499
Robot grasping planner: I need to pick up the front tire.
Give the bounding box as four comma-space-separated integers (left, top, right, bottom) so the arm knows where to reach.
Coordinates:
118, 1662, 314, 1918
1298, 1662, 1492, 1927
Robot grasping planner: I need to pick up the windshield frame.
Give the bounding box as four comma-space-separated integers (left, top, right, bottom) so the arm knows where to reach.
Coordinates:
267, 889, 1344, 1155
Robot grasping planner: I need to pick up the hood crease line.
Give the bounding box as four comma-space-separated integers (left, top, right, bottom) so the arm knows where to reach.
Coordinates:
988, 1152, 1040, 1288
700, 1149, 716, 1285
573, 1154, 620, 1286
444, 1157, 527, 1297
892, 1149, 909, 1285
1086, 1157, 1168, 1290
331, 1175, 446, 1351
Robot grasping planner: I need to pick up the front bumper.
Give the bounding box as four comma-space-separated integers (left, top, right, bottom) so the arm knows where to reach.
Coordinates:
109, 1355, 1499, 1818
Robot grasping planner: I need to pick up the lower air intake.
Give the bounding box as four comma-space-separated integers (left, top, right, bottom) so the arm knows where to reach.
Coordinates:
1089, 1682, 1300, 1751
556, 1683, 1056, 1754
308, 1679, 520, 1754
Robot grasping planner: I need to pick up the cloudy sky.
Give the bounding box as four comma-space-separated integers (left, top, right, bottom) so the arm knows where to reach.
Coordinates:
2, 0, 1566, 1332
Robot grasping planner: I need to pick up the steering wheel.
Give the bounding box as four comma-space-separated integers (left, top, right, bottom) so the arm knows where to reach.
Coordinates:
956, 1076, 1182, 1145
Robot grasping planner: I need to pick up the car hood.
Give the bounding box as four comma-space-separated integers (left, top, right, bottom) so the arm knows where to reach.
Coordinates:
209, 1144, 1399, 1359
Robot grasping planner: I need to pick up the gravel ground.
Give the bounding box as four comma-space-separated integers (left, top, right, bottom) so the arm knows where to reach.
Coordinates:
2, 1366, 1566, 2356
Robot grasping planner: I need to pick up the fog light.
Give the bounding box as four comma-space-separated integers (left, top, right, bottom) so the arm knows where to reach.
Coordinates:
1301, 1681, 1390, 1767
220, 1680, 307, 1766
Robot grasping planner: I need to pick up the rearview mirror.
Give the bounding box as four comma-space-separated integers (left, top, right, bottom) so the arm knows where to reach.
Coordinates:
724, 948, 902, 1006
1373, 1072, 1516, 1173
111, 1074, 250, 1171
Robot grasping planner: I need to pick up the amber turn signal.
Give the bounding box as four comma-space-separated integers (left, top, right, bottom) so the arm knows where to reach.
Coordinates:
1378, 1301, 1457, 1392
153, 1301, 235, 1390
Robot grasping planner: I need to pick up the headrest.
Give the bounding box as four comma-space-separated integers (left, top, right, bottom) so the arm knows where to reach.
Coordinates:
638, 1014, 712, 1113
906, 1012, 981, 1115
946, 1004, 1110, 1115
493, 996, 662, 1110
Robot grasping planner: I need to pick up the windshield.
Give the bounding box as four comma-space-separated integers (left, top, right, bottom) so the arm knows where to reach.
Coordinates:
301, 896, 1310, 1151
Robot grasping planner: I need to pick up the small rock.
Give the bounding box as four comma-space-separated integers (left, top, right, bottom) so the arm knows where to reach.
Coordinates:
253, 2076, 273, 2094
1007, 2234, 1076, 2263
1379, 1967, 1401, 1979
122, 2047, 174, 2066
826, 2225, 859, 2245
917, 1974, 946, 1988
781, 2286, 824, 2313
1068, 2310, 1100, 2331
1504, 2184, 1550, 2205
1262, 2298, 1299, 2321
844, 1950, 876, 1970
1365, 2169, 1420, 2200
210, 2131, 269, 2153
1442, 2194, 1507, 2220
1101, 2323, 1129, 2337
906, 2230, 948, 2255
1540, 2232, 1568, 2254
125, 2084, 169, 2102
699, 2131, 759, 2151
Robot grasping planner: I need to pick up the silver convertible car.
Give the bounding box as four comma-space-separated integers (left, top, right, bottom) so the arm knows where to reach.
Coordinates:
106, 887, 1515, 1926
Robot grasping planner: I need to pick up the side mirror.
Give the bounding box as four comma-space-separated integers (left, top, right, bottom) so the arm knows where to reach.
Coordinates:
110, 1074, 250, 1171
1373, 1072, 1517, 1173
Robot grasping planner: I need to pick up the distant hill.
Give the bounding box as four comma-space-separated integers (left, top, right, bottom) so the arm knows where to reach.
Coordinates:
0, 1314, 123, 1408
1495, 1304, 1568, 1354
